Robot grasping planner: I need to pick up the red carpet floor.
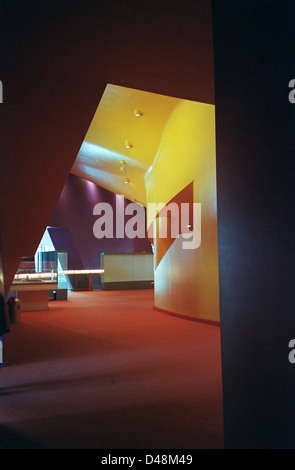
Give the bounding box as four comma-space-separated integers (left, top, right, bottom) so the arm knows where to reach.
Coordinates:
0, 290, 224, 449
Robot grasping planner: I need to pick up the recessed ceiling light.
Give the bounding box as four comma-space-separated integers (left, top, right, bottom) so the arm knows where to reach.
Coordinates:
134, 109, 143, 117
124, 177, 130, 184
120, 166, 126, 172
120, 159, 126, 165
125, 140, 133, 149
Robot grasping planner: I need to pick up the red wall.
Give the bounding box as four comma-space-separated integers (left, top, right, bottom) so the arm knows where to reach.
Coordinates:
0, 0, 214, 294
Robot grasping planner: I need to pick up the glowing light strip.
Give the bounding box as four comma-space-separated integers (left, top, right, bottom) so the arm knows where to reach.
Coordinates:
14, 270, 104, 280
58, 270, 104, 274
14, 273, 57, 280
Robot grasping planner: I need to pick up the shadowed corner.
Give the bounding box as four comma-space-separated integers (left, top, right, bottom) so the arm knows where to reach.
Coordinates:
0, 424, 46, 449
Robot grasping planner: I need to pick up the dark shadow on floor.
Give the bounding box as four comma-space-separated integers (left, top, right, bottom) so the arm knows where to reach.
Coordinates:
0, 403, 223, 449
0, 424, 46, 449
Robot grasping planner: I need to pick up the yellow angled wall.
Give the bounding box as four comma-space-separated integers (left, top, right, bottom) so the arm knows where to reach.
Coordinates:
145, 100, 220, 322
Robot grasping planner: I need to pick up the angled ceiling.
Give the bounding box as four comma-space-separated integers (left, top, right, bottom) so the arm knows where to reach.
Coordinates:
71, 84, 183, 205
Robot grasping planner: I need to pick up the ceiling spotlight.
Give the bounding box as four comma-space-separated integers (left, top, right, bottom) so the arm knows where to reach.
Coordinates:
120, 159, 126, 165
134, 109, 143, 117
125, 140, 133, 149
120, 166, 126, 172
124, 177, 130, 184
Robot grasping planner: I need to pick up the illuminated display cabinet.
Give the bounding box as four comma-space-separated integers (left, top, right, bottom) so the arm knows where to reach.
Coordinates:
11, 255, 59, 311
9, 253, 104, 311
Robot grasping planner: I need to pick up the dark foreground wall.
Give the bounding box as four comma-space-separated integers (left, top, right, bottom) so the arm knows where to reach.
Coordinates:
212, 1, 295, 448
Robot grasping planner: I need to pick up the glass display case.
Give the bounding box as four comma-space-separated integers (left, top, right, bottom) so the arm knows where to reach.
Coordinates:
56, 251, 68, 289
12, 252, 69, 287
12, 256, 58, 285
11, 255, 59, 312
10, 253, 104, 309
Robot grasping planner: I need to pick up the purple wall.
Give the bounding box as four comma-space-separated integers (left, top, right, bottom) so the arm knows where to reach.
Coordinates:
47, 227, 84, 270
49, 174, 152, 270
